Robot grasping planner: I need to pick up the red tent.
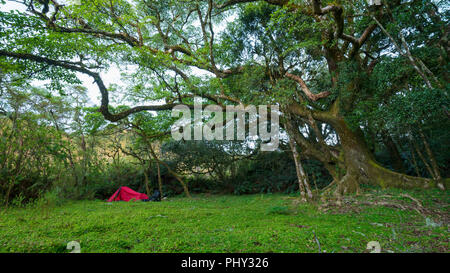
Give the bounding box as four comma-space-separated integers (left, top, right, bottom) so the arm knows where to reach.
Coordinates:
107, 186, 149, 202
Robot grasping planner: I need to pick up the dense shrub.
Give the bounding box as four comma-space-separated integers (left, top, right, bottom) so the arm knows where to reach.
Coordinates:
224, 151, 333, 195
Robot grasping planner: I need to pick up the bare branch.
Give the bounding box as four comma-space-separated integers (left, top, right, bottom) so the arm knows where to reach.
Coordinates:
0, 50, 190, 122
285, 72, 331, 101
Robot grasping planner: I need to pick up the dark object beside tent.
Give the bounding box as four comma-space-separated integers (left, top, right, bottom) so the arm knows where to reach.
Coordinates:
144, 189, 161, 202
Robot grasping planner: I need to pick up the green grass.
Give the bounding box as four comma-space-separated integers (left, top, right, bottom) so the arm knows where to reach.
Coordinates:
0, 188, 448, 253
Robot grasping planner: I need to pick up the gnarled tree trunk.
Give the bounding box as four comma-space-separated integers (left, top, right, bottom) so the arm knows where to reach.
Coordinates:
288, 136, 312, 201
286, 101, 445, 196
332, 118, 441, 194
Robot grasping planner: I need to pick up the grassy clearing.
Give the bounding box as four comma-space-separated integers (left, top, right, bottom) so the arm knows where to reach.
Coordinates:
0, 188, 448, 253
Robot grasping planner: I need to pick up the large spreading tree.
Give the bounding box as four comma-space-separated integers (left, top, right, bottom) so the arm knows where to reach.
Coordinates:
1, 0, 448, 196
